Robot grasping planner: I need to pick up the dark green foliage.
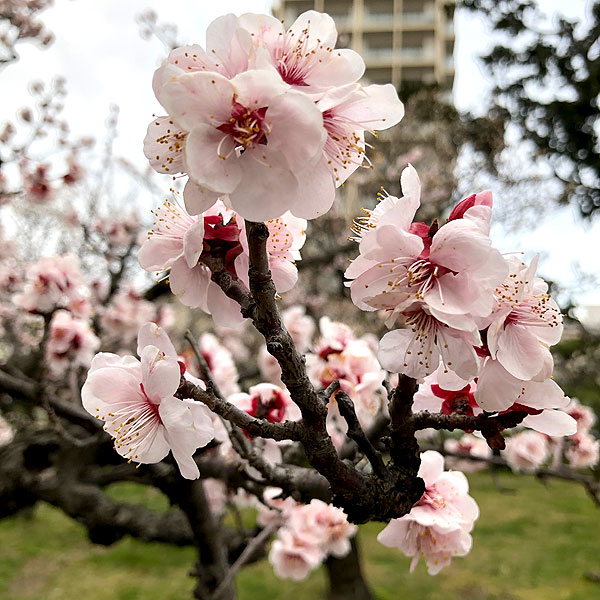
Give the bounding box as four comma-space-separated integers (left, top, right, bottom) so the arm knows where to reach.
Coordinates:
462, 0, 600, 215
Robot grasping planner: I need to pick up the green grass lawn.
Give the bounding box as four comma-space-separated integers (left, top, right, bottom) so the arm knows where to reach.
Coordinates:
1, 472, 598, 600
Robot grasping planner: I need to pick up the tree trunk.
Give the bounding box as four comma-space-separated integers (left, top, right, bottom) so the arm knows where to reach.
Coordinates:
175, 479, 236, 600
325, 536, 373, 600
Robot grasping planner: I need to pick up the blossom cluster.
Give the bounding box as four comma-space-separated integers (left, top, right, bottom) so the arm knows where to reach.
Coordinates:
306, 317, 386, 442
82, 323, 214, 479
143, 10, 404, 222
260, 491, 357, 581
138, 198, 306, 325
346, 165, 577, 437
378, 451, 479, 574
502, 399, 598, 472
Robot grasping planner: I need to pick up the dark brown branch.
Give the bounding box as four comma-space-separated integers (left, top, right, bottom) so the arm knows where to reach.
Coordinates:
177, 379, 301, 442
412, 410, 529, 450
334, 387, 387, 478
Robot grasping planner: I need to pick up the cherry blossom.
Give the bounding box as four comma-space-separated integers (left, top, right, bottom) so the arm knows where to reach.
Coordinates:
377, 450, 479, 574
444, 434, 492, 473
13, 254, 90, 316
0, 414, 14, 448
151, 67, 326, 221
46, 310, 100, 376
238, 10, 364, 92
503, 430, 549, 473
346, 166, 506, 379
82, 323, 214, 479
565, 433, 599, 469
138, 199, 307, 326
287, 499, 357, 559
307, 317, 386, 426
269, 527, 324, 581
229, 383, 301, 425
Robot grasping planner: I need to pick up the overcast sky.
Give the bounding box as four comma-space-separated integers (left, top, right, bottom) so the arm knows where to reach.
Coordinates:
1, 0, 598, 304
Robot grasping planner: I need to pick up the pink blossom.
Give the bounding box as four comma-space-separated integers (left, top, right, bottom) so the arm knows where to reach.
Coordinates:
239, 10, 364, 92
82, 323, 214, 479
100, 286, 158, 346
0, 414, 14, 447
313, 82, 404, 194
287, 499, 357, 559
484, 256, 563, 382
419, 362, 576, 438
196, 332, 240, 397
46, 310, 100, 376
138, 199, 306, 325
413, 370, 482, 418
444, 435, 492, 472
93, 212, 139, 250
565, 433, 599, 469
13, 254, 90, 316
377, 450, 479, 575
229, 383, 301, 425
307, 317, 386, 426
151, 67, 326, 221
269, 527, 324, 581
25, 164, 54, 203
346, 166, 507, 380
281, 305, 315, 353
565, 398, 596, 434
257, 487, 299, 527
503, 431, 549, 472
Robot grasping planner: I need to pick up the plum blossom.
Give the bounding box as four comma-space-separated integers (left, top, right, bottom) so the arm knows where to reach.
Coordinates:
377, 450, 479, 575
146, 11, 404, 221
100, 286, 158, 346
238, 11, 364, 92
444, 434, 492, 473
82, 323, 214, 479
483, 255, 562, 384
13, 254, 90, 316
0, 414, 14, 447
197, 332, 240, 397
138, 198, 306, 326
267, 496, 356, 581
93, 212, 140, 251
503, 430, 549, 473
229, 383, 301, 425
413, 369, 481, 418
565, 398, 596, 434
287, 499, 357, 559
346, 166, 507, 380
416, 363, 576, 438
150, 67, 326, 221
565, 433, 599, 469
307, 317, 386, 426
269, 527, 324, 581
46, 310, 100, 376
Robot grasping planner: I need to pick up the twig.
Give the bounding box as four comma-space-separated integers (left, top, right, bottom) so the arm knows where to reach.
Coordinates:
212, 521, 279, 600
334, 388, 387, 478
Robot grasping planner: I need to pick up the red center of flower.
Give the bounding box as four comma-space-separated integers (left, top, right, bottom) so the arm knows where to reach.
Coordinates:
202, 214, 243, 276
249, 391, 286, 423
217, 101, 269, 150
431, 384, 478, 417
